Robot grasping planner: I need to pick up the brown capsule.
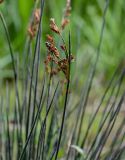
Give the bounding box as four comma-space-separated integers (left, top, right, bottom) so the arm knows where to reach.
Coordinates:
28, 26, 35, 39
34, 9, 40, 24
50, 18, 60, 34
60, 45, 66, 51
61, 18, 70, 30
46, 34, 54, 43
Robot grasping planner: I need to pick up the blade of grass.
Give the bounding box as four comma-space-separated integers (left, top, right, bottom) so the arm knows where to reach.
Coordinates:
18, 75, 45, 160
26, 0, 45, 139
35, 82, 59, 160
76, 0, 110, 148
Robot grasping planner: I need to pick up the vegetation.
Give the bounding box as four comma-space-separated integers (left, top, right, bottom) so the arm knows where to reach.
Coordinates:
0, 0, 125, 160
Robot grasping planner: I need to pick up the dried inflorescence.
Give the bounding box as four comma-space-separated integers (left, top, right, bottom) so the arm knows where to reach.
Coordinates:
45, 34, 60, 58
44, 0, 73, 80
44, 18, 74, 80
28, 8, 40, 39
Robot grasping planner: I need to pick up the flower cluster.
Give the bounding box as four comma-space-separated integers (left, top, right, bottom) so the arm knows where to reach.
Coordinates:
28, 9, 40, 39
44, 17, 74, 80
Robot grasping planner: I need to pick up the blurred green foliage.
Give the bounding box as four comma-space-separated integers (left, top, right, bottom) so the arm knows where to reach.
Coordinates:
0, 0, 125, 79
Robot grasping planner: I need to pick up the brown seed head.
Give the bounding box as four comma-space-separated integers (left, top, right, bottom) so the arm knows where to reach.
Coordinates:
45, 42, 54, 52
61, 18, 70, 30
28, 25, 36, 39
44, 54, 52, 65
46, 34, 54, 44
27, 8, 40, 39
50, 18, 60, 34
45, 41, 60, 58
34, 9, 40, 24
60, 45, 66, 51
54, 47, 60, 58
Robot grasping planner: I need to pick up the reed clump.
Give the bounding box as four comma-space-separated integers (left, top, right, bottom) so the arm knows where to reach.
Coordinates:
0, 0, 125, 160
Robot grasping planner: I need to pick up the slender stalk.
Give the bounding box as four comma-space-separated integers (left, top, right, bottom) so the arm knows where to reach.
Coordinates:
54, 32, 71, 160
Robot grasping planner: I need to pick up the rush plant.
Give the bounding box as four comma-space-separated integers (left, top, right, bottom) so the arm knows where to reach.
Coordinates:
0, 0, 125, 160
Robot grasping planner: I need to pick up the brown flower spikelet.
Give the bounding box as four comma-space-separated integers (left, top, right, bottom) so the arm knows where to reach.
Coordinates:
50, 18, 60, 34
28, 8, 40, 39
60, 45, 67, 52
34, 9, 40, 23
61, 18, 70, 30
45, 36, 60, 58
46, 34, 54, 44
